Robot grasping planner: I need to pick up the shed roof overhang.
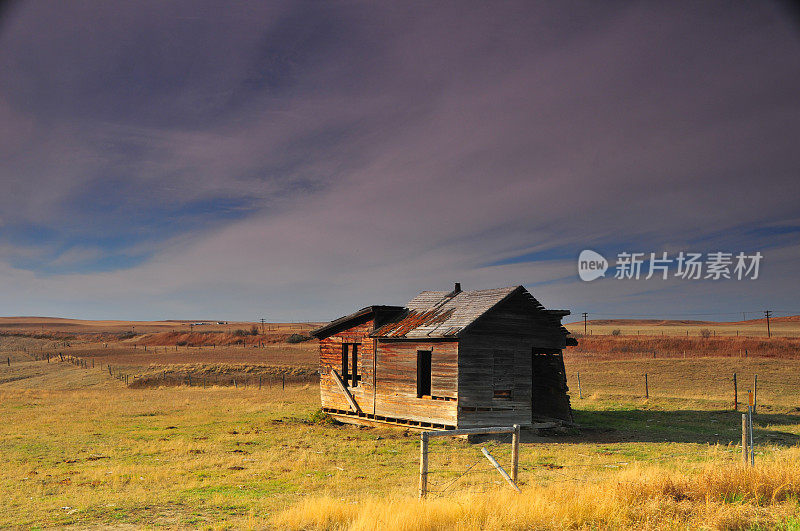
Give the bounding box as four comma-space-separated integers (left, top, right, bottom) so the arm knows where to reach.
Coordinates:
310, 305, 405, 340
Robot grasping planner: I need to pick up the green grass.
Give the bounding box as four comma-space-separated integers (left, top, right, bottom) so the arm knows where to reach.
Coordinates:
2, 354, 800, 527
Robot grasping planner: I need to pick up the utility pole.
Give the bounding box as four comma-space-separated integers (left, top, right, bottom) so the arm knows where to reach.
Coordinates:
582, 312, 588, 335
764, 310, 772, 338
260, 318, 266, 334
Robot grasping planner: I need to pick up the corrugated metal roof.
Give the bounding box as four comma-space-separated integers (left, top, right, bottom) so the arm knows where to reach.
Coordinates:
311, 285, 574, 343
372, 285, 525, 338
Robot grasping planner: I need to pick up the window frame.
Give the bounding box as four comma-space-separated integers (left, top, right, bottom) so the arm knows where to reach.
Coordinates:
341, 342, 361, 387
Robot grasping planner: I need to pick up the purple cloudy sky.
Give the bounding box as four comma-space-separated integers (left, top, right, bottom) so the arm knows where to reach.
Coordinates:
0, 1, 798, 321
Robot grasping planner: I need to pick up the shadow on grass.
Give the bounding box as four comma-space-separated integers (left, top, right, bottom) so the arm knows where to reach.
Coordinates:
566, 408, 800, 446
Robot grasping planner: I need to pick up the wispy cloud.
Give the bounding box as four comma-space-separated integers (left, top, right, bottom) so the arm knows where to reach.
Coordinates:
0, 1, 798, 319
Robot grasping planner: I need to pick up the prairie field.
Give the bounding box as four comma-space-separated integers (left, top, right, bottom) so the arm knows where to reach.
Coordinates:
565, 315, 800, 338
2, 318, 800, 529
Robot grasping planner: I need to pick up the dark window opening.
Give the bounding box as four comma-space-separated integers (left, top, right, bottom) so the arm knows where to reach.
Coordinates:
351, 344, 359, 387
417, 350, 431, 398
341, 343, 361, 387
493, 389, 512, 399
341, 344, 349, 383
532, 348, 562, 356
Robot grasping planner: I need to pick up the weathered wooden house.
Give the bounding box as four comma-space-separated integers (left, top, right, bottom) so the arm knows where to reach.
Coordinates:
311, 284, 576, 430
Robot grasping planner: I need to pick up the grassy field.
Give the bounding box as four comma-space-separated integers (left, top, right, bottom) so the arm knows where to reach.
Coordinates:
2, 318, 800, 528
3, 351, 800, 528
565, 315, 800, 338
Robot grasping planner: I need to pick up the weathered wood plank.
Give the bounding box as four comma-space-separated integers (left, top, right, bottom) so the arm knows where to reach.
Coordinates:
330, 369, 361, 413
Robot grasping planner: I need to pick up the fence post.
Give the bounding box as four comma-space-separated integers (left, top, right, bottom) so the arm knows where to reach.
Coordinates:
733, 372, 738, 410
282, 374, 285, 390
645, 373, 649, 399
742, 413, 748, 465
259, 376, 262, 390
511, 424, 520, 483
419, 432, 429, 498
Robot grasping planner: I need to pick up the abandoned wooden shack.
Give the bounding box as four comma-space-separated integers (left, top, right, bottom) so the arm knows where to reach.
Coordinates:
311, 284, 577, 430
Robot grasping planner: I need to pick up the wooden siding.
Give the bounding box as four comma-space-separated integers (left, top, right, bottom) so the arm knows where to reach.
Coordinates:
464, 290, 567, 349
319, 318, 376, 415
457, 334, 533, 427
319, 318, 458, 426
373, 339, 458, 425
458, 290, 571, 427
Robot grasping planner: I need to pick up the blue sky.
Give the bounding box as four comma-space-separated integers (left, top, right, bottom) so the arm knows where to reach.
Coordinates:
0, 1, 798, 321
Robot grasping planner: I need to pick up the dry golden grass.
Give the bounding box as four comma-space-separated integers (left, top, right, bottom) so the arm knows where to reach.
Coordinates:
276, 455, 800, 530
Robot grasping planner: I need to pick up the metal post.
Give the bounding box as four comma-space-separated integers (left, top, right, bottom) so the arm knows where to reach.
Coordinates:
749, 405, 754, 467
748, 390, 755, 467
419, 432, 429, 498
753, 374, 757, 412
